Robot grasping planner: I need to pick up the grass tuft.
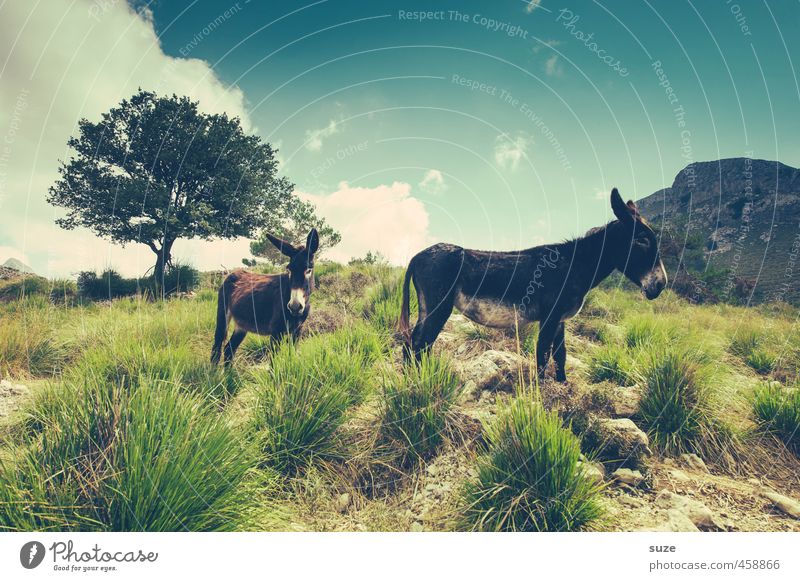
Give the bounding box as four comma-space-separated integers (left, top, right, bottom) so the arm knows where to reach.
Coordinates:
752, 383, 800, 450
379, 352, 461, 465
587, 344, 635, 386
461, 395, 604, 531
0, 375, 254, 531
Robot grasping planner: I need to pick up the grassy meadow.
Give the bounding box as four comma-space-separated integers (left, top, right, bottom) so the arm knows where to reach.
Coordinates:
1, 264, 799, 532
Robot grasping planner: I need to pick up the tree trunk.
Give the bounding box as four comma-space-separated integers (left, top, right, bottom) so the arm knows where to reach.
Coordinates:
153, 239, 174, 299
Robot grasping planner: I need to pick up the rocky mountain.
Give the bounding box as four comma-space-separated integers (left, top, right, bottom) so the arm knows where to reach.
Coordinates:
2, 257, 35, 275
637, 158, 800, 304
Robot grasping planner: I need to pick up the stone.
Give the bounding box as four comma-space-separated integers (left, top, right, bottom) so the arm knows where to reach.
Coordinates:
609, 386, 642, 418
655, 490, 724, 530
585, 417, 652, 466
661, 509, 702, 532
456, 349, 530, 400
612, 468, 644, 487
679, 453, 710, 473
579, 461, 606, 485
761, 490, 800, 519
618, 495, 645, 508
668, 469, 692, 483
335, 493, 351, 513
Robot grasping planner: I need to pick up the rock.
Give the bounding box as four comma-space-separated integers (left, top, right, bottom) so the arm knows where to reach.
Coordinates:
618, 495, 645, 508
0, 379, 30, 419
679, 453, 709, 473
668, 469, 691, 483
661, 509, 702, 532
456, 350, 530, 400
608, 386, 642, 418
761, 490, 800, 519
612, 468, 644, 487
410, 522, 425, 532
579, 461, 606, 485
335, 493, 351, 513
585, 417, 652, 466
655, 491, 724, 530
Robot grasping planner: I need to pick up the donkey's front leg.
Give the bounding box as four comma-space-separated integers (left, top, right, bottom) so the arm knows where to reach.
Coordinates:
535, 320, 559, 380
552, 322, 567, 383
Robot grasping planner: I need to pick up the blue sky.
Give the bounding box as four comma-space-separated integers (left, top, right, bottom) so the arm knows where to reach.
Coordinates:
1, 0, 798, 273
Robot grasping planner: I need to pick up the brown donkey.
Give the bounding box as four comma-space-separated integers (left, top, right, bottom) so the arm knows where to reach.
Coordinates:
399, 189, 667, 382
211, 229, 319, 365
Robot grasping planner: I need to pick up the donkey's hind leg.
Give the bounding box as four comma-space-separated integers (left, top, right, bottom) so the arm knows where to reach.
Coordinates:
223, 329, 247, 365
552, 321, 567, 382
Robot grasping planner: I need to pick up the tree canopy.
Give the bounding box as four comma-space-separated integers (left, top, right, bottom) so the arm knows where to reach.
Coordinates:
48, 89, 323, 287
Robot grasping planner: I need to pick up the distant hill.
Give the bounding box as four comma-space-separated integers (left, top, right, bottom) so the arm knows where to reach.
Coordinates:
1, 258, 36, 277
637, 158, 800, 305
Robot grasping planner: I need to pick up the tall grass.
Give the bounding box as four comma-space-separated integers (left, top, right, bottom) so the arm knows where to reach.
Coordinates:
379, 352, 461, 465
636, 349, 740, 466
362, 269, 416, 333
0, 375, 253, 531
461, 395, 604, 531
587, 344, 635, 386
251, 339, 362, 474
753, 383, 800, 450
729, 325, 777, 374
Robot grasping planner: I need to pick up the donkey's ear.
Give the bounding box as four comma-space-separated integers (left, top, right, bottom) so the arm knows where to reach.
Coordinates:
611, 188, 634, 223
265, 233, 300, 257
306, 228, 320, 255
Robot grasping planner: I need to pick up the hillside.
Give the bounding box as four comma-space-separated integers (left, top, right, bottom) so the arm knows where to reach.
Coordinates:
637, 158, 800, 304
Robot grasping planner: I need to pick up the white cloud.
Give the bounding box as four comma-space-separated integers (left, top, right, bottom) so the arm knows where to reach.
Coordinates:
494, 134, 532, 171
525, 1, 543, 13
0, 0, 253, 277
533, 39, 561, 54
304, 119, 340, 152
419, 169, 447, 194
545, 54, 563, 76
298, 181, 431, 265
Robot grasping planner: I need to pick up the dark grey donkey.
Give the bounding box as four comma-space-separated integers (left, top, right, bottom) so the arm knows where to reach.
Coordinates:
398, 189, 667, 382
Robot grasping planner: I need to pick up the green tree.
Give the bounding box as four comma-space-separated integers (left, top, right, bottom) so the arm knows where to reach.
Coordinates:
249, 197, 340, 264
48, 90, 306, 293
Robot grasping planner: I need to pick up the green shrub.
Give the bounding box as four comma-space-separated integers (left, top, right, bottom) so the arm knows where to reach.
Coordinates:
461, 396, 604, 531
587, 344, 635, 386
0, 376, 254, 531
624, 316, 676, 350
379, 353, 461, 464
753, 383, 800, 450
251, 341, 356, 473
77, 269, 140, 300
636, 349, 739, 464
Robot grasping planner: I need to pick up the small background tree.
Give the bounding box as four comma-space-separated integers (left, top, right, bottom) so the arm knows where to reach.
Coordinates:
48, 89, 321, 293
249, 197, 340, 265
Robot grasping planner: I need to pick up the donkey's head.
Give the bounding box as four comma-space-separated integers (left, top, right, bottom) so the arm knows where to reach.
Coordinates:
610, 188, 667, 300
266, 228, 320, 315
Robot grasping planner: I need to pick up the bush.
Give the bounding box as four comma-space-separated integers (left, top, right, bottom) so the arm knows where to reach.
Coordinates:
0, 376, 253, 531
636, 349, 739, 464
461, 396, 604, 531
745, 348, 777, 375
77, 264, 199, 300
379, 353, 461, 465
587, 344, 635, 386
251, 340, 357, 474
624, 316, 677, 350
753, 383, 800, 450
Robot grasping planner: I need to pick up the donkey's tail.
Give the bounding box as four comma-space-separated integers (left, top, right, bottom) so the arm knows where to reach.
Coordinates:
210, 279, 230, 364
398, 260, 415, 350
